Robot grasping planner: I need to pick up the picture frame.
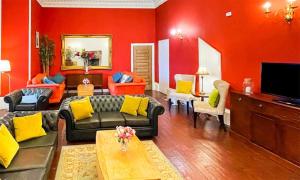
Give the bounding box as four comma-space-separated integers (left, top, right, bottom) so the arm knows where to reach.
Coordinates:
61, 34, 112, 70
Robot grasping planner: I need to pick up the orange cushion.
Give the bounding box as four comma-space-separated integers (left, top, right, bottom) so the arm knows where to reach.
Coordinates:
32, 74, 46, 84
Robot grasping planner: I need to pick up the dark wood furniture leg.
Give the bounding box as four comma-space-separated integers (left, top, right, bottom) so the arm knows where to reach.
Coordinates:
168, 99, 172, 111
187, 101, 189, 115
218, 115, 226, 131
193, 112, 198, 128
177, 100, 180, 111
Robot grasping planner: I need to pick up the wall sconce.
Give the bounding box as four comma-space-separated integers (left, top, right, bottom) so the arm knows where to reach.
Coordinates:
170, 28, 183, 39
263, 0, 298, 23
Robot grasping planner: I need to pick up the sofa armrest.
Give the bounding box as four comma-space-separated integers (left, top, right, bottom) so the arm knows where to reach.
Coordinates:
37, 88, 53, 103
113, 82, 147, 87
147, 97, 165, 136
4, 90, 23, 112
27, 83, 60, 88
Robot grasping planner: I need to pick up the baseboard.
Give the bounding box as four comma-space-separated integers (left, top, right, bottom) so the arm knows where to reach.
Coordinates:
0, 97, 8, 110
153, 82, 159, 91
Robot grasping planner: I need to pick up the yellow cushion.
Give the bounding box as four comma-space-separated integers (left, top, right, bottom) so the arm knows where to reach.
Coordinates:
70, 97, 94, 121
13, 112, 47, 142
0, 124, 19, 168
176, 80, 193, 94
120, 95, 142, 116
138, 97, 149, 116
78, 97, 94, 114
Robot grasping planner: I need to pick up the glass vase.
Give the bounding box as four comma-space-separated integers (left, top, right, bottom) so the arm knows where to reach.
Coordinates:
243, 78, 253, 95
120, 142, 128, 152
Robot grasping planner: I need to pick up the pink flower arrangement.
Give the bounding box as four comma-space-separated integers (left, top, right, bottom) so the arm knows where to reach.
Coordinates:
115, 126, 136, 145
82, 78, 90, 85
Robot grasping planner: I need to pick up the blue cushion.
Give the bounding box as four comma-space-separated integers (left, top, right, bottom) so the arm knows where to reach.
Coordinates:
112, 72, 123, 83
125, 76, 133, 83
43, 77, 56, 84
21, 95, 38, 104
120, 75, 133, 83
49, 73, 65, 84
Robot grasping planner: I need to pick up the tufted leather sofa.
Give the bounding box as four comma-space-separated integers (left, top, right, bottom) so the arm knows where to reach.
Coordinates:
4, 88, 53, 112
59, 95, 165, 142
0, 111, 58, 180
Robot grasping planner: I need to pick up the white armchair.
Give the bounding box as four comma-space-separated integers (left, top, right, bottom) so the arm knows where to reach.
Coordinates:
167, 74, 195, 114
193, 80, 230, 130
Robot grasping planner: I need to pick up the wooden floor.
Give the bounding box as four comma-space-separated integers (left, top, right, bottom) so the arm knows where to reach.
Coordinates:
2, 91, 300, 179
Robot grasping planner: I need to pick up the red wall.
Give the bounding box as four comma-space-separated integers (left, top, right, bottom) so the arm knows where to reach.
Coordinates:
41, 8, 156, 87
156, 0, 300, 92
31, 0, 43, 77
1, 0, 29, 95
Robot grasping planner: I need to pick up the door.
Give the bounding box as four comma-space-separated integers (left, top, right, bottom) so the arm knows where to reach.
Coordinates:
158, 39, 169, 94
132, 45, 153, 90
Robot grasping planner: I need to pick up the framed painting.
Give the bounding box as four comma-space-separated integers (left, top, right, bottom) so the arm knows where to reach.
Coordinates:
61, 35, 112, 70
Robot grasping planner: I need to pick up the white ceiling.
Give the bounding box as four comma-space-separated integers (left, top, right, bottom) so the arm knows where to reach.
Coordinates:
37, 0, 168, 9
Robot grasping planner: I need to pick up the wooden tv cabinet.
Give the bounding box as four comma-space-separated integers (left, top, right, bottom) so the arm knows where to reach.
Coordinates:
230, 91, 300, 166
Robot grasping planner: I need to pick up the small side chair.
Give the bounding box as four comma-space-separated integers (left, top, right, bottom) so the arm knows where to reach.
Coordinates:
193, 80, 230, 130
167, 74, 195, 114
4, 88, 53, 112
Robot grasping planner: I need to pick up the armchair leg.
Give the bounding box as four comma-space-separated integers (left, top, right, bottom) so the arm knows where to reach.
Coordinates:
218, 115, 226, 132
177, 100, 180, 111
168, 99, 172, 111
193, 112, 198, 128
186, 101, 189, 115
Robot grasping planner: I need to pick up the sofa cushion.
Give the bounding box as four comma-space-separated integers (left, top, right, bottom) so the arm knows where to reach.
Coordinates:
0, 146, 54, 173
19, 131, 58, 149
49, 73, 65, 84
74, 113, 100, 130
99, 112, 125, 128
15, 104, 36, 111
123, 113, 150, 126
0, 168, 46, 180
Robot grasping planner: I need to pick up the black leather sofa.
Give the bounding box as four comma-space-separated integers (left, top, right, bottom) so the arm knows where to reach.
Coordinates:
0, 111, 58, 180
4, 88, 53, 112
59, 95, 165, 142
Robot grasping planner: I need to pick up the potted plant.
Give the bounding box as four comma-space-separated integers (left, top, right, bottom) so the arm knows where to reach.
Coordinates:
39, 35, 55, 76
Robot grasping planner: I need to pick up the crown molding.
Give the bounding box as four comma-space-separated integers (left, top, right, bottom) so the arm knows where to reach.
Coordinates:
37, 0, 167, 9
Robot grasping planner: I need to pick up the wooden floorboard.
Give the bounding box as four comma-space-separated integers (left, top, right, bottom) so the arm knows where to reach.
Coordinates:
2, 91, 300, 179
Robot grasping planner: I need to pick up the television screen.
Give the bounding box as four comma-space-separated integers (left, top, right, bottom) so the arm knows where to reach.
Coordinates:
261, 63, 300, 99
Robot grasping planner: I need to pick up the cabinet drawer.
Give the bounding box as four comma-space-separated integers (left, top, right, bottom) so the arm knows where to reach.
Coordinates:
250, 99, 274, 115
231, 93, 248, 106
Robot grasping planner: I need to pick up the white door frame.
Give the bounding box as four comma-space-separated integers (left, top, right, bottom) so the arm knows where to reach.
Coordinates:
158, 39, 170, 94
131, 43, 155, 90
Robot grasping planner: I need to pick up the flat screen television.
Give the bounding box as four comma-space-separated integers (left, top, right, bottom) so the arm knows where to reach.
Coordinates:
261, 62, 300, 107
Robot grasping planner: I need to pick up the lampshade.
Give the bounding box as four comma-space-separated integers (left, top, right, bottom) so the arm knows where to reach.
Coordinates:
0, 60, 11, 72
197, 67, 209, 75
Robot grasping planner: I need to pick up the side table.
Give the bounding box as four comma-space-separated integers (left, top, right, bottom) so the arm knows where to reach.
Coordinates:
77, 84, 94, 96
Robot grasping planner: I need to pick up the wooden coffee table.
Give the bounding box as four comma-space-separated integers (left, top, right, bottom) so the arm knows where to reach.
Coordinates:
77, 84, 94, 96
96, 130, 161, 180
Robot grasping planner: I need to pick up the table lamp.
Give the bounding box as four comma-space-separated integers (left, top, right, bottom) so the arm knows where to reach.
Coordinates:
0, 60, 11, 93
196, 67, 209, 95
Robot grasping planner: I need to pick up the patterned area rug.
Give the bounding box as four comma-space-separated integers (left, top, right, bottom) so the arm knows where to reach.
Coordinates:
55, 141, 183, 180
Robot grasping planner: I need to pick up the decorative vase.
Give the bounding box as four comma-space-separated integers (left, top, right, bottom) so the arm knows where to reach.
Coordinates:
243, 78, 253, 95
120, 142, 128, 152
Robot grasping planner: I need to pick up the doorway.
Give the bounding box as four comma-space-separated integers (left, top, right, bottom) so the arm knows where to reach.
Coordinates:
131, 43, 154, 90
